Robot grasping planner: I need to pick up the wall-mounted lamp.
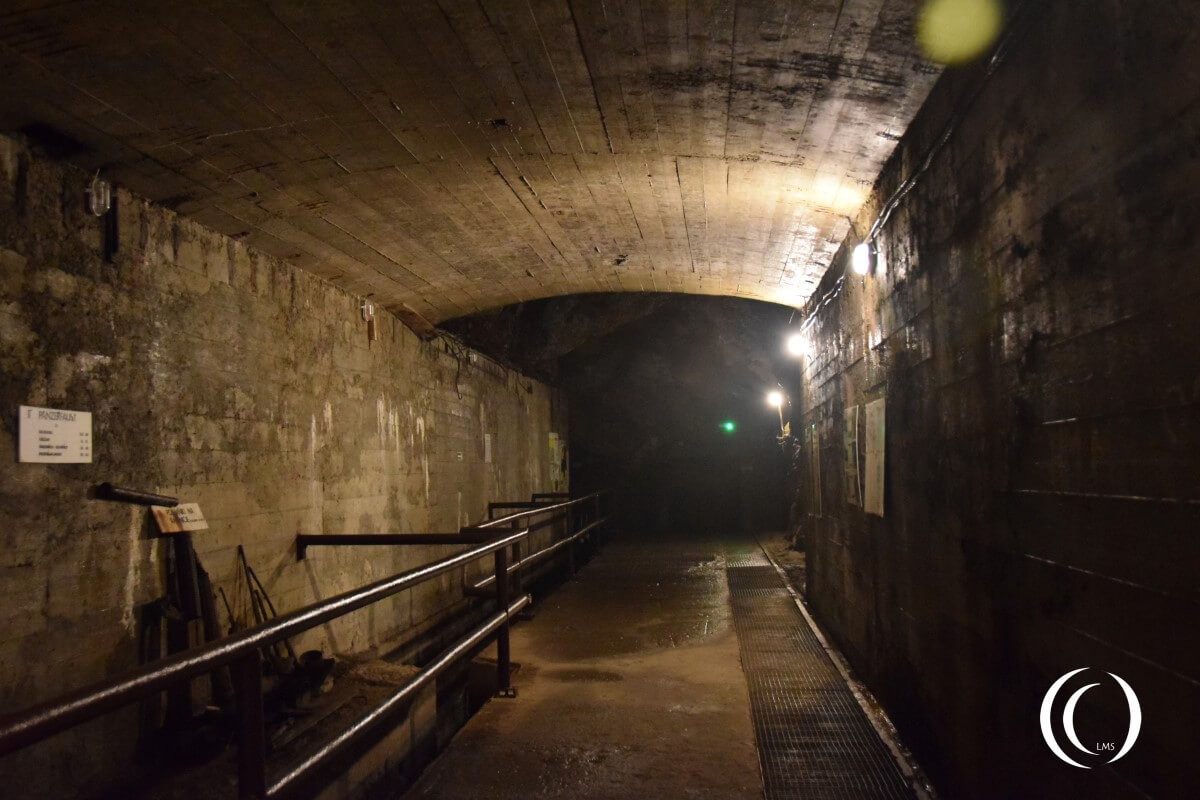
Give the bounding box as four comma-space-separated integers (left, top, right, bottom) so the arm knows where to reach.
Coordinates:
767, 390, 787, 435
361, 297, 378, 343
786, 332, 811, 358
86, 173, 111, 217
852, 241, 872, 276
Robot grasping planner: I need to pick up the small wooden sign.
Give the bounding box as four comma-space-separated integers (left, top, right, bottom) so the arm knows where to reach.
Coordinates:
151, 503, 209, 534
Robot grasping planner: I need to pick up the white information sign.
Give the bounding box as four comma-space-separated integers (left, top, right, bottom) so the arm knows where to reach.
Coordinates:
18, 405, 93, 463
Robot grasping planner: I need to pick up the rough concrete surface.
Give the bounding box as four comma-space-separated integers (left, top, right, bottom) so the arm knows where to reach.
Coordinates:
0, 2, 941, 321
0, 132, 565, 798
790, 2, 1200, 797
404, 535, 762, 799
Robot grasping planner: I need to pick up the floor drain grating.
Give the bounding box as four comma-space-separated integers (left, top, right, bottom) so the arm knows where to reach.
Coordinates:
727, 563, 913, 800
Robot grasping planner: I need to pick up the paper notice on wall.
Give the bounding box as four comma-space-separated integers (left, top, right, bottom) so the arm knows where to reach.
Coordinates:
151, 503, 209, 534
18, 405, 92, 463
844, 406, 861, 507
864, 397, 886, 517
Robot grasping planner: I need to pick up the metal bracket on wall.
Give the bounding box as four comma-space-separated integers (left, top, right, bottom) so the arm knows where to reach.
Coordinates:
91, 483, 178, 507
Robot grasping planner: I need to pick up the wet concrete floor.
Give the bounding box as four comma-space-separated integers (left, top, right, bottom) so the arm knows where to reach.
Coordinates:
403, 533, 762, 799
401, 533, 914, 799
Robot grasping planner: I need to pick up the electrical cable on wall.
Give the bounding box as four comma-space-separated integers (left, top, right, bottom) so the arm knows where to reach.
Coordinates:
790, 0, 1035, 341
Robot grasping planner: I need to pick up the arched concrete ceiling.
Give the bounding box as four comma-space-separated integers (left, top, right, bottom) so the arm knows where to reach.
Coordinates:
0, 1, 940, 326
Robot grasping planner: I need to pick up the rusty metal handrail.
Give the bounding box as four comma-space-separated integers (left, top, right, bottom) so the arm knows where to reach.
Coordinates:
0, 527, 531, 799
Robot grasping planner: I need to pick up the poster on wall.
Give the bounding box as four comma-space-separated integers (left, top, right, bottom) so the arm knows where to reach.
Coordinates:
864, 397, 886, 517
843, 406, 861, 507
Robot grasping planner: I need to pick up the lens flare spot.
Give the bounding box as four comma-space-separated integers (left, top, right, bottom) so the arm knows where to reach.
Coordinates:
917, 0, 1004, 65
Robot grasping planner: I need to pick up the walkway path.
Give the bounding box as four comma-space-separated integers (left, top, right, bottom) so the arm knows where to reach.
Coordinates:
402, 534, 916, 799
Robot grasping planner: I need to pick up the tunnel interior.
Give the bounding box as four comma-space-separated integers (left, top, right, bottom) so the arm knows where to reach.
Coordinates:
442, 294, 793, 537
0, 1, 1197, 799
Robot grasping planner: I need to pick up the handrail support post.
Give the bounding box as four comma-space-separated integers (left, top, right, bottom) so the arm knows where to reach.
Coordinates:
233, 651, 267, 800
494, 548, 515, 698
509, 519, 523, 597
566, 506, 577, 576
595, 494, 603, 549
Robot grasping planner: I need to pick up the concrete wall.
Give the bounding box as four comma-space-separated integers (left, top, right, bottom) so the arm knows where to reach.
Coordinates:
0, 132, 566, 796
791, 3, 1199, 798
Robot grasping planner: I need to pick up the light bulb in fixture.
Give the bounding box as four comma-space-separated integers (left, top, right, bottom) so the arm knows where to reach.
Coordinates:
852, 242, 871, 276
767, 391, 784, 408
786, 332, 810, 358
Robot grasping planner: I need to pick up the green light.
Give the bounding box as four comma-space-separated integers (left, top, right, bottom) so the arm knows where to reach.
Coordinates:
721, 420, 736, 433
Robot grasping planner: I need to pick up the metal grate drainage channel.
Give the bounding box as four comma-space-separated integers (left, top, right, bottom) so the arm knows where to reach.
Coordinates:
726, 551, 914, 800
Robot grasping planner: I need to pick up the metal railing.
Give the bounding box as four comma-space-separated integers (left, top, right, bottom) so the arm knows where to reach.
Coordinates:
294, 493, 603, 559
0, 491, 607, 799
463, 517, 606, 597
0, 529, 532, 799
465, 492, 606, 693
295, 530, 493, 560
472, 492, 602, 530
296, 492, 608, 596
294, 492, 608, 693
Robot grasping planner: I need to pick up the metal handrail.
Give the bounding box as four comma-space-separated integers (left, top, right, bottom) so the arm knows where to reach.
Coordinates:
293, 493, 609, 609
0, 528, 531, 798
465, 518, 608, 597
268, 594, 531, 798
0, 490, 608, 799
472, 491, 604, 530
294, 515, 563, 560
295, 531, 495, 560
488, 500, 554, 514
296, 493, 606, 556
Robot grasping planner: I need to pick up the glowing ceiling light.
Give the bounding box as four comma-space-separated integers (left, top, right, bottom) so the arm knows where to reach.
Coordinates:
852, 242, 871, 276
767, 391, 784, 408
